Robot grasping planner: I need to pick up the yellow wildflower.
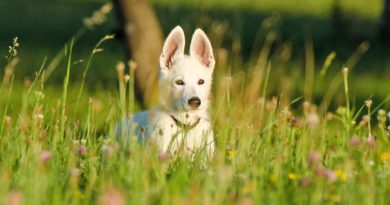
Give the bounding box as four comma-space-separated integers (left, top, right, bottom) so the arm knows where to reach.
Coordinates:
335, 169, 347, 181
227, 150, 236, 158
380, 153, 390, 162
270, 174, 278, 184
288, 173, 299, 181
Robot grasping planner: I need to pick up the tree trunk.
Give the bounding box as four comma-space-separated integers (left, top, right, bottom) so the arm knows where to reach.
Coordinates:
379, 0, 390, 40
114, 0, 163, 107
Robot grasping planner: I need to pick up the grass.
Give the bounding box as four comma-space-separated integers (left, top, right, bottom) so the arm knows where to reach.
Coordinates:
2, 0, 390, 100
2, 37, 390, 205
1, 1, 390, 205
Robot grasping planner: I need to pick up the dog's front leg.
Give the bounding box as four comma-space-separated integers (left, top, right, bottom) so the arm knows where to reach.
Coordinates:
149, 125, 180, 154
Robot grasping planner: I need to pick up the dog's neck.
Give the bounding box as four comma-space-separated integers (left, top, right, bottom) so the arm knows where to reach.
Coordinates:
170, 114, 201, 130
168, 110, 205, 126
157, 103, 209, 127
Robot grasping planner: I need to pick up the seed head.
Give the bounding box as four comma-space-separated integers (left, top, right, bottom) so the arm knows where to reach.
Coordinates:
307, 112, 320, 130
366, 135, 375, 148
158, 151, 170, 162
365, 100, 372, 109
116, 62, 125, 75
40, 150, 52, 164
359, 115, 369, 128
83, 3, 112, 28
124, 74, 130, 82
349, 135, 361, 147
308, 151, 321, 166
128, 60, 138, 73
217, 48, 228, 68
98, 188, 125, 205
326, 112, 333, 121
7, 37, 19, 58
342, 67, 349, 78
336, 106, 347, 115
5, 116, 11, 130
303, 101, 310, 114
325, 169, 337, 182
100, 2, 113, 15
76, 145, 87, 155
36, 114, 44, 120
377, 109, 387, 124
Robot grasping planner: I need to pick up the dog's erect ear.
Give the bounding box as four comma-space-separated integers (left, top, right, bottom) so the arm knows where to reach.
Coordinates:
190, 29, 215, 70
160, 26, 185, 70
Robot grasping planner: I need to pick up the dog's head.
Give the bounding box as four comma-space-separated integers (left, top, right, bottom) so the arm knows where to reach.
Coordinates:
159, 26, 215, 113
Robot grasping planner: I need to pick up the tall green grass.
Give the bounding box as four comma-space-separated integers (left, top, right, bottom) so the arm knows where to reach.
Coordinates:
1, 3, 390, 205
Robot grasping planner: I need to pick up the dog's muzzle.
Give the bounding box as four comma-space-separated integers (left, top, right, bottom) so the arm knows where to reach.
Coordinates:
188, 97, 201, 109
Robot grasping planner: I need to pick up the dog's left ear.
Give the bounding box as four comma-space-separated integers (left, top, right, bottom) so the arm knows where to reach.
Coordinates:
190, 29, 215, 70
160, 26, 186, 71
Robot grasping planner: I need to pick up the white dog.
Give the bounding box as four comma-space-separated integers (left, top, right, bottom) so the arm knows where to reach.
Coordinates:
119, 26, 216, 157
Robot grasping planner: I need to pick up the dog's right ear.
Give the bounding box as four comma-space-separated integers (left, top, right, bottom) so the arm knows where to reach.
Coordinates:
190, 28, 215, 70
160, 26, 185, 71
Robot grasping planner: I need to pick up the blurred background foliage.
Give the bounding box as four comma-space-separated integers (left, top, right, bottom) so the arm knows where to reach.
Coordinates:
0, 0, 389, 104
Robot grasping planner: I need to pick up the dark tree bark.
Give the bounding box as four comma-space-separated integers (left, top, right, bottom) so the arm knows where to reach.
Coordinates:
114, 0, 163, 107
379, 0, 390, 40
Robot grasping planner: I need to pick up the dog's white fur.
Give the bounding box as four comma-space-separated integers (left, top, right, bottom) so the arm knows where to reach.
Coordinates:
128, 26, 215, 157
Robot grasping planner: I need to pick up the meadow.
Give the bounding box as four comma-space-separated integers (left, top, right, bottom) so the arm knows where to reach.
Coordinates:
1, 0, 390, 204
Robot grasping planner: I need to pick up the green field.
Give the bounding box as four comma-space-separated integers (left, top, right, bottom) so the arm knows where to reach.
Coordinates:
153, 0, 382, 18
1, 0, 389, 100
1, 0, 390, 204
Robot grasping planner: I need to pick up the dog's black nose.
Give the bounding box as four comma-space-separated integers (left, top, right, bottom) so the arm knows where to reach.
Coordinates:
188, 97, 201, 109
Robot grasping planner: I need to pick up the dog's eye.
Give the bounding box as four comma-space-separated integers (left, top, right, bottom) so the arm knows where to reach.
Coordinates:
175, 80, 185, 86
198, 79, 204, 85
